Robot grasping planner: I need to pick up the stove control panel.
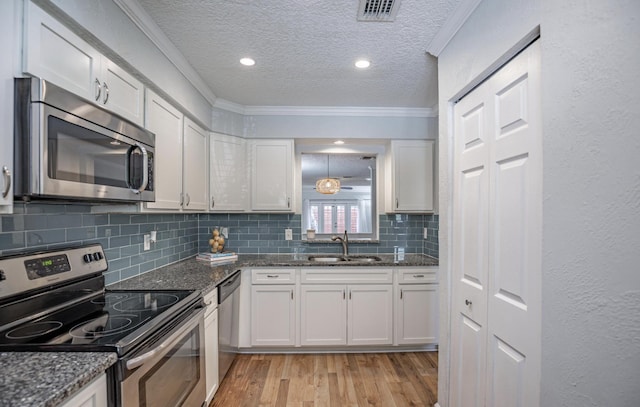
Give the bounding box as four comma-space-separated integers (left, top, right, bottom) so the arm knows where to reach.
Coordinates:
0, 244, 108, 300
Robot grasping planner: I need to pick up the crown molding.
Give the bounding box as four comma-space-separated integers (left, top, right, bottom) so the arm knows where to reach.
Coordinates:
213, 99, 246, 115
240, 105, 437, 118
426, 0, 483, 57
113, 0, 216, 106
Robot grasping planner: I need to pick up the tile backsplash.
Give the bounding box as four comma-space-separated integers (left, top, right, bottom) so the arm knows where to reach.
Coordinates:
0, 203, 438, 284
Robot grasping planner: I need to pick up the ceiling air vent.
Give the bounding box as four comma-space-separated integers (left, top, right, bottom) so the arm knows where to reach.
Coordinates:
357, 0, 401, 22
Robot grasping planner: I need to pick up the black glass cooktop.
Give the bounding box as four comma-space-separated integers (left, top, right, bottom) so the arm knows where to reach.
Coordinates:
0, 289, 196, 355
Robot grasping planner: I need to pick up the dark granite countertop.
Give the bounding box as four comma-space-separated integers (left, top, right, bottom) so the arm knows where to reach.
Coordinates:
108, 253, 438, 294
0, 352, 117, 407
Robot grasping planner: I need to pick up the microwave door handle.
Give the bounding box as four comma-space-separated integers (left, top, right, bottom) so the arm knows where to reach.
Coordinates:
126, 143, 149, 194
126, 308, 205, 370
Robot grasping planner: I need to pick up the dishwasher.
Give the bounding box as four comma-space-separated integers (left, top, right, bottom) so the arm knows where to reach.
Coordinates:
217, 270, 241, 385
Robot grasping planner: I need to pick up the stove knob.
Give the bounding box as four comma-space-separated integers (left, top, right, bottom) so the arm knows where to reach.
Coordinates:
83, 254, 93, 263
92, 252, 102, 261
0, 270, 5, 281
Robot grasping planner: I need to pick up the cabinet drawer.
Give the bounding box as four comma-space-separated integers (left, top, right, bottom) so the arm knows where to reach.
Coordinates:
301, 268, 393, 284
251, 269, 295, 284
398, 268, 438, 284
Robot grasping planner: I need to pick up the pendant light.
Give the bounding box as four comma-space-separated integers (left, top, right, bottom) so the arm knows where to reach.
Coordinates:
316, 155, 340, 194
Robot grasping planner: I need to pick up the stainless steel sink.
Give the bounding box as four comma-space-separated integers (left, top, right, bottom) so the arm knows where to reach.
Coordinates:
346, 255, 382, 263
307, 255, 347, 262
307, 255, 382, 263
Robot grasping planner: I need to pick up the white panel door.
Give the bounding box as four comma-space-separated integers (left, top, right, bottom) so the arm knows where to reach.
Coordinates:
251, 285, 296, 346
396, 284, 439, 345
210, 133, 248, 211
183, 118, 208, 211
100, 59, 144, 126
250, 139, 293, 211
451, 81, 491, 407
300, 285, 347, 346
144, 90, 183, 210
451, 41, 541, 407
348, 284, 393, 345
486, 41, 541, 407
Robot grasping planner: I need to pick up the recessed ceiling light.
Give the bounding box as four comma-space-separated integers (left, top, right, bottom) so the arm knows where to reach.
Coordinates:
355, 59, 370, 69
240, 57, 255, 66
334, 140, 345, 145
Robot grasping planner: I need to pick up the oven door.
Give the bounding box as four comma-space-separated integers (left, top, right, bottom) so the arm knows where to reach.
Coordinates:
120, 308, 206, 407
31, 103, 154, 202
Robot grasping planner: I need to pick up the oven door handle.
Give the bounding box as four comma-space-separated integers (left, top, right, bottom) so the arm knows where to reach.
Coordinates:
125, 308, 205, 371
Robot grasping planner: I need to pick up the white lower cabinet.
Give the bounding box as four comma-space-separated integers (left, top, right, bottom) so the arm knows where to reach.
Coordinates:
300, 285, 347, 346
250, 269, 296, 346
300, 284, 393, 346
204, 290, 219, 404
395, 268, 439, 345
299, 268, 394, 347
60, 373, 107, 407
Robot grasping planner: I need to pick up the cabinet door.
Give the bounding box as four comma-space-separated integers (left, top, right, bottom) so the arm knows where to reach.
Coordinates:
396, 284, 438, 345
348, 284, 393, 345
100, 59, 144, 126
0, 0, 16, 213
144, 90, 183, 210
24, 1, 101, 101
251, 285, 296, 346
210, 133, 247, 211
250, 139, 293, 211
300, 285, 346, 346
205, 307, 219, 403
390, 140, 435, 212
183, 118, 208, 211
60, 373, 107, 407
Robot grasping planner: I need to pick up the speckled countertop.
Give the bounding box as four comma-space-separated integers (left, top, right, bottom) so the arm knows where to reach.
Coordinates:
108, 253, 439, 294
0, 352, 117, 407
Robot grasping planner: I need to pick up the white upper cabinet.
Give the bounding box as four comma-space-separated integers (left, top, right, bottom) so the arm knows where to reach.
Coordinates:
183, 118, 209, 211
144, 89, 183, 211
249, 139, 294, 211
386, 140, 435, 212
210, 133, 248, 211
23, 1, 144, 126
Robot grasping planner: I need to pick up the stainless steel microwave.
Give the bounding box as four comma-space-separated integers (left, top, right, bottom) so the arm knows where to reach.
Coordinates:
14, 77, 155, 203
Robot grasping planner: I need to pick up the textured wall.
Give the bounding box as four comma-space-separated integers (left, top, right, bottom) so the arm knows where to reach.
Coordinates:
540, 1, 640, 405
437, 0, 640, 406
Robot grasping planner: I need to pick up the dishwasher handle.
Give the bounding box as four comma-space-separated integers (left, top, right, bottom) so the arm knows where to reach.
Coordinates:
218, 270, 241, 304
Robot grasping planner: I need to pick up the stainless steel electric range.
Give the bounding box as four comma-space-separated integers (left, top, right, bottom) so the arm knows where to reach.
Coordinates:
0, 244, 206, 407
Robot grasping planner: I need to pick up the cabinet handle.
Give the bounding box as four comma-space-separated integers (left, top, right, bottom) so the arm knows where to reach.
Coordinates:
179, 193, 184, 206
413, 274, 425, 278
94, 78, 101, 101
103, 82, 109, 104
185, 193, 191, 206
266, 275, 279, 278
349, 290, 352, 300
291, 290, 294, 300
287, 197, 290, 208
211, 197, 215, 209
465, 299, 472, 306
396, 198, 399, 209
400, 289, 403, 300
343, 289, 346, 300
2, 166, 11, 198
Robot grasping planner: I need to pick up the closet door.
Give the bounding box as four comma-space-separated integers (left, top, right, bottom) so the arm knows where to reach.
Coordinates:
451, 40, 542, 407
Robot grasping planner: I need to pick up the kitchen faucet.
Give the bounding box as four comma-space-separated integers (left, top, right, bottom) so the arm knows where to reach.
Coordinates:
331, 230, 349, 256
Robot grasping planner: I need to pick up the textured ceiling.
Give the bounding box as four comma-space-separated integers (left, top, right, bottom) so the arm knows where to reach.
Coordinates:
136, 0, 460, 108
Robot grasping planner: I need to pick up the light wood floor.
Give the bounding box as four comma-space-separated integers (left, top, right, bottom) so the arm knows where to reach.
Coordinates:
210, 352, 438, 407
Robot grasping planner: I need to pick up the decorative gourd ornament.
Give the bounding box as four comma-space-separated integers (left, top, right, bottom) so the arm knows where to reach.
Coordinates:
209, 228, 225, 252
